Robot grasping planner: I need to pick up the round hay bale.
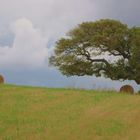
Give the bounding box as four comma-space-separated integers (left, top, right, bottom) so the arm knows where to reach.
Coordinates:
0, 75, 4, 84
120, 85, 134, 94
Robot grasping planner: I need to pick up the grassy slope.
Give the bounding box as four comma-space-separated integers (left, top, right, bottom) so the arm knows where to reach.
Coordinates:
0, 85, 140, 140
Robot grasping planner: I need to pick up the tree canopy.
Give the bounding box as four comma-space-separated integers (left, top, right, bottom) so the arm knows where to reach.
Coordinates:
49, 19, 140, 84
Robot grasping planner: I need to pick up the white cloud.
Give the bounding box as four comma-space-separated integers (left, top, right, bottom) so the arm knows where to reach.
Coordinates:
0, 0, 97, 70
0, 0, 96, 40
0, 18, 48, 69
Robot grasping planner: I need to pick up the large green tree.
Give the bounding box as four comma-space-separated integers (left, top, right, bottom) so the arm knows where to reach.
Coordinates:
49, 19, 140, 84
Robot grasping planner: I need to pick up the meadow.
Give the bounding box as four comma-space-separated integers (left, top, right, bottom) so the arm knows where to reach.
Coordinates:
0, 84, 140, 140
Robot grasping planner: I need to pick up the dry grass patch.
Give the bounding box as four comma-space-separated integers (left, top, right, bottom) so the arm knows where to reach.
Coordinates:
0, 85, 140, 140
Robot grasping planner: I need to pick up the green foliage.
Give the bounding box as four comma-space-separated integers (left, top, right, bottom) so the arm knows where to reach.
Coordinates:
129, 27, 140, 84
50, 19, 140, 84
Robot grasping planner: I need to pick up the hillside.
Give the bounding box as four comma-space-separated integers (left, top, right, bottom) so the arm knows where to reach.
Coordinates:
0, 85, 140, 140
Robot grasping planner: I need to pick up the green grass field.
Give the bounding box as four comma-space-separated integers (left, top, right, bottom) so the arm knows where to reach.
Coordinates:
0, 84, 140, 140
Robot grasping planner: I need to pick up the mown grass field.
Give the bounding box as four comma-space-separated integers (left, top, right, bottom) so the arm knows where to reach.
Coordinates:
0, 84, 140, 140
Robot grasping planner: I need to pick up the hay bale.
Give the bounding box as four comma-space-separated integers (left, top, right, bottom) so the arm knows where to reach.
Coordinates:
120, 85, 134, 94
0, 75, 4, 84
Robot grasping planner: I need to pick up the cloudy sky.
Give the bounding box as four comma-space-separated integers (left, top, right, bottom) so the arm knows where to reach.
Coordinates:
0, 0, 140, 90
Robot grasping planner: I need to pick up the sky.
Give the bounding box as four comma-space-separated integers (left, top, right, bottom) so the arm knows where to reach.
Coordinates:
0, 0, 140, 90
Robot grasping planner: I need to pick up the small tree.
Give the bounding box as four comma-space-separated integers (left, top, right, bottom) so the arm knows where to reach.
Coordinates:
49, 19, 140, 84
